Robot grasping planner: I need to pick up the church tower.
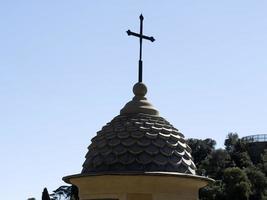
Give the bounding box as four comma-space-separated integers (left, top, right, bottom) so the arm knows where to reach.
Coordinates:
63, 15, 213, 200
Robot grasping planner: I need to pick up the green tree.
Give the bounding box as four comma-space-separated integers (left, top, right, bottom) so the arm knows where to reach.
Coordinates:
224, 133, 239, 152
223, 167, 251, 200
245, 167, 267, 200
260, 150, 267, 176
42, 188, 51, 200
187, 138, 216, 167
199, 180, 225, 200
200, 149, 231, 179
225, 133, 253, 168
50, 185, 79, 200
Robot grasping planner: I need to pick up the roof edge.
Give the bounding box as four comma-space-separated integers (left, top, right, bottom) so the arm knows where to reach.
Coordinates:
63, 171, 214, 184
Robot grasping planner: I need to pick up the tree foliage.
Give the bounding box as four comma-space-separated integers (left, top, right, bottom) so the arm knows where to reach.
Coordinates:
50, 185, 79, 200
188, 133, 267, 200
41, 185, 79, 200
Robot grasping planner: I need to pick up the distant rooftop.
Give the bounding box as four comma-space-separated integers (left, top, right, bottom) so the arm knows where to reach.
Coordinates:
242, 134, 267, 143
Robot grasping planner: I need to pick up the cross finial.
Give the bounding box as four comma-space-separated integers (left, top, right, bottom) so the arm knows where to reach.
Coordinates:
127, 14, 155, 83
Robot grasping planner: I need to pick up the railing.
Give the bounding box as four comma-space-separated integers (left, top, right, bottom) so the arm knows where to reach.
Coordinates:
242, 134, 267, 143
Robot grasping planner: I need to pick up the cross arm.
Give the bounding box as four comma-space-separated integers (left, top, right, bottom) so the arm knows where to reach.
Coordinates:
127, 30, 155, 42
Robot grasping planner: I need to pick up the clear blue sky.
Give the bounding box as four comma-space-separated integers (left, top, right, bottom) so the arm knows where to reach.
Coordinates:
1, 1, 267, 199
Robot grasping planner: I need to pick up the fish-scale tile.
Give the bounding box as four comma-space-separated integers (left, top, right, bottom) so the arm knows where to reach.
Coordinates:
131, 131, 144, 139
186, 144, 192, 153
190, 161, 196, 170
82, 113, 197, 175
140, 118, 148, 122
170, 133, 181, 141
114, 115, 124, 120
146, 162, 161, 171
91, 136, 98, 143
84, 152, 93, 161
145, 144, 159, 155
137, 137, 151, 146
169, 153, 181, 165
119, 152, 135, 164
148, 119, 158, 123
113, 144, 127, 155
168, 135, 179, 145
109, 138, 120, 146
139, 126, 150, 131
154, 154, 168, 165
130, 118, 139, 122
162, 127, 173, 133
96, 134, 106, 142
88, 141, 97, 149
126, 126, 138, 131
162, 124, 173, 129
102, 125, 113, 132
99, 145, 113, 156
133, 121, 143, 125
82, 159, 91, 168
126, 161, 144, 171
137, 152, 152, 164
114, 126, 125, 132
178, 140, 187, 149
97, 138, 107, 148
86, 148, 98, 158
121, 137, 136, 146
144, 121, 154, 126
178, 136, 185, 143
158, 132, 170, 139
160, 145, 173, 156
178, 164, 190, 174
117, 131, 130, 139
128, 143, 143, 154
166, 140, 178, 148
109, 163, 127, 171
105, 131, 117, 140
145, 132, 158, 139
124, 121, 132, 126
154, 122, 165, 128
152, 138, 166, 148
92, 155, 104, 167
95, 164, 109, 172
172, 129, 184, 137
188, 167, 196, 175
184, 150, 192, 160
113, 122, 123, 128
165, 163, 176, 171
96, 130, 103, 136
104, 153, 117, 165
174, 149, 185, 157
181, 157, 192, 166
151, 126, 162, 131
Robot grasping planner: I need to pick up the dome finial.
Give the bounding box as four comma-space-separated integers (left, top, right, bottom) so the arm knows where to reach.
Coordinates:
120, 82, 159, 116
133, 82, 147, 97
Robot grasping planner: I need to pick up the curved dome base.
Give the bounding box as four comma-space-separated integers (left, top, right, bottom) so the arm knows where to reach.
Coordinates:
64, 173, 213, 200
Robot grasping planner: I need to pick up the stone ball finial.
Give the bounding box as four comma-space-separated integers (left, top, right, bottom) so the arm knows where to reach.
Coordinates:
133, 82, 147, 96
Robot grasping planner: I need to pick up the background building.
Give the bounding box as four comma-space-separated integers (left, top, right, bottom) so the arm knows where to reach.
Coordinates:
242, 134, 267, 164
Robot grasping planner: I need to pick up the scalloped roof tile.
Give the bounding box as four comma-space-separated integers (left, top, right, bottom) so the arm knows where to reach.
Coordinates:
82, 113, 196, 175
81, 82, 197, 175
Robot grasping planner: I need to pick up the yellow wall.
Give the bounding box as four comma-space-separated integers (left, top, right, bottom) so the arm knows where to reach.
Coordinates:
67, 174, 211, 200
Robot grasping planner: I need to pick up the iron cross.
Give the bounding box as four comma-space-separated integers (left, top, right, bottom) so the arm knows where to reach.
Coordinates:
127, 14, 155, 83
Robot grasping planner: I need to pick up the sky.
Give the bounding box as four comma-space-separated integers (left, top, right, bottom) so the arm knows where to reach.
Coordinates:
1, 1, 267, 199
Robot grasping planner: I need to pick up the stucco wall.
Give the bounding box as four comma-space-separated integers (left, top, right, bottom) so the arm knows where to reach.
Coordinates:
67, 174, 211, 200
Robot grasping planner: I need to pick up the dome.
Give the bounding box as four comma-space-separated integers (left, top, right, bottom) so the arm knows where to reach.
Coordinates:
81, 83, 197, 175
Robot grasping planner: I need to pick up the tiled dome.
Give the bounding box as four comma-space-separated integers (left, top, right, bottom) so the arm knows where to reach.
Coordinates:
82, 83, 197, 175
